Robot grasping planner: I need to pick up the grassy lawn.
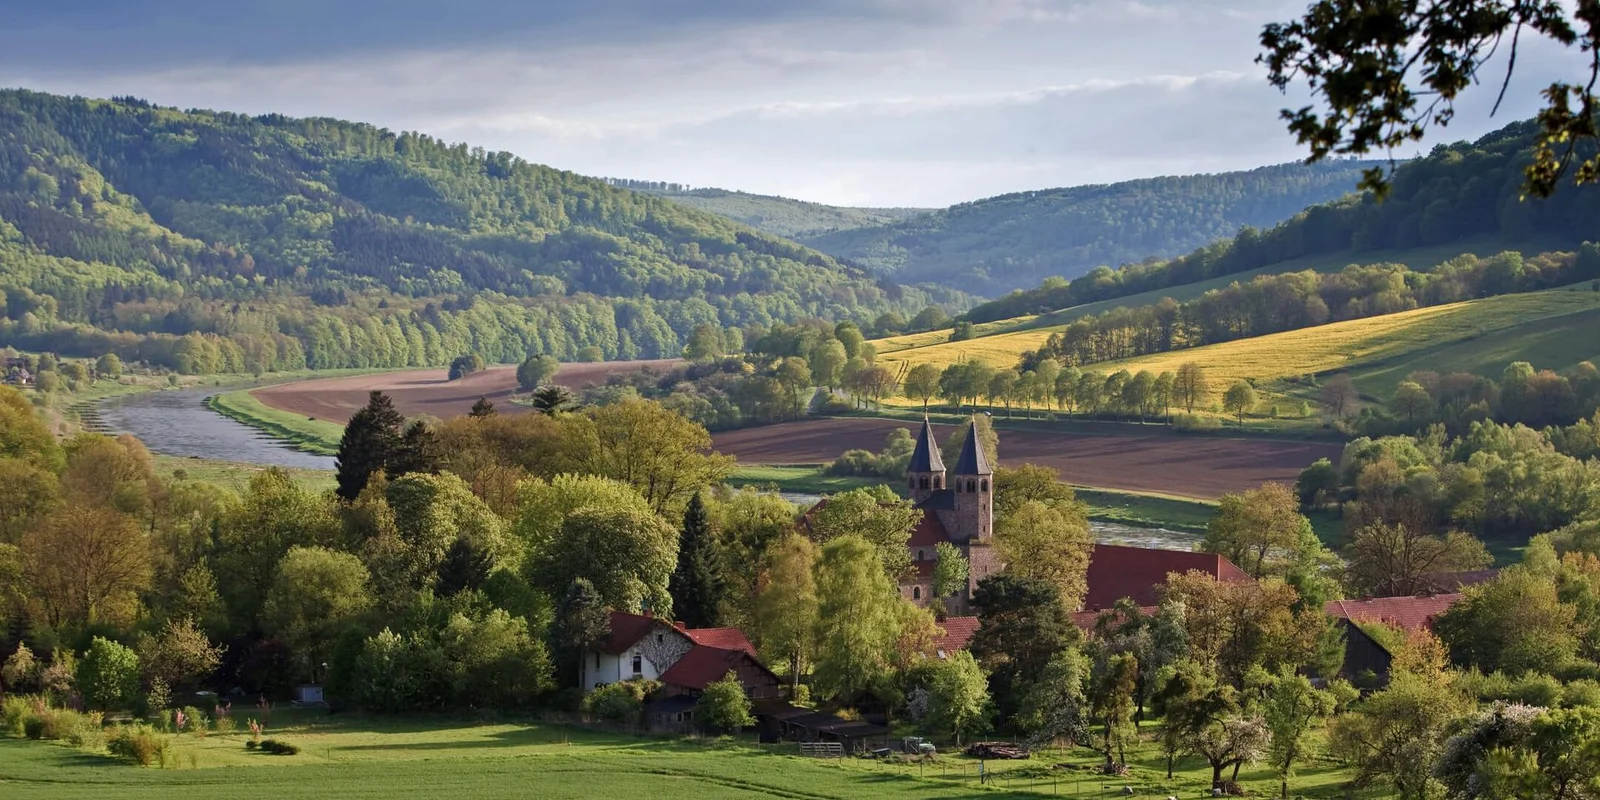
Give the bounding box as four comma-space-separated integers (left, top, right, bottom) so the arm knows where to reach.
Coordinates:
726, 464, 883, 496
0, 714, 1374, 800
1073, 488, 1217, 533
150, 454, 336, 494
207, 389, 345, 455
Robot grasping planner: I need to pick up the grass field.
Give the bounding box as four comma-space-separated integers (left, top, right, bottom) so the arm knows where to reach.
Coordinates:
872, 237, 1570, 357
207, 389, 345, 455
0, 713, 1379, 800
150, 454, 336, 494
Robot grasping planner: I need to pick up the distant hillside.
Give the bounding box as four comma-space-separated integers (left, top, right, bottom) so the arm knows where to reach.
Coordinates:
0, 89, 967, 373
967, 120, 1600, 324
612, 183, 932, 240
802, 160, 1380, 295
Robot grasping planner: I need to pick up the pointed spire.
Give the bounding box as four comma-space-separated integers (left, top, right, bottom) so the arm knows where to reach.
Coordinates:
953, 419, 991, 475
907, 415, 945, 474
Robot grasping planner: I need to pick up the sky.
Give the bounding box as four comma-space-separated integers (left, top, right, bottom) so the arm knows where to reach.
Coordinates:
0, 0, 1590, 207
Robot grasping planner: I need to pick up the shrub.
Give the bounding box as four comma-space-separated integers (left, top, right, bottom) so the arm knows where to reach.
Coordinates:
23, 716, 45, 740
77, 637, 141, 711
180, 705, 209, 736
1505, 673, 1563, 707
213, 715, 237, 735
582, 680, 657, 723
1562, 679, 1600, 708
2, 695, 34, 737
258, 738, 300, 755
1172, 413, 1221, 432
244, 740, 259, 750
107, 724, 171, 767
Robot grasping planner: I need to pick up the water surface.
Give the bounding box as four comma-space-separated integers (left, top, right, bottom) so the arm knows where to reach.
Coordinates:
100, 389, 336, 470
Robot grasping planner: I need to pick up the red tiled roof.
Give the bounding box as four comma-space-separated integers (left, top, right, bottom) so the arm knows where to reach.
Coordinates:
686, 627, 757, 656
1325, 594, 1462, 633
659, 645, 774, 690
933, 616, 979, 655
1082, 543, 1252, 610
1070, 605, 1161, 633
908, 511, 954, 547
599, 611, 666, 655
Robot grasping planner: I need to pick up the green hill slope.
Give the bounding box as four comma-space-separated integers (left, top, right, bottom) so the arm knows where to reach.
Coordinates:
803, 160, 1380, 295
0, 89, 966, 373
612, 184, 933, 240
970, 119, 1600, 323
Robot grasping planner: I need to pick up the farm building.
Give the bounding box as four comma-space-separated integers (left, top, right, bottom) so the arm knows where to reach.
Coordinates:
1325, 593, 1464, 685
582, 611, 780, 703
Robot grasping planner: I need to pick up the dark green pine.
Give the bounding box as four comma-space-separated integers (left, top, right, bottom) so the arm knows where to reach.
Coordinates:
334, 390, 404, 500
668, 493, 724, 629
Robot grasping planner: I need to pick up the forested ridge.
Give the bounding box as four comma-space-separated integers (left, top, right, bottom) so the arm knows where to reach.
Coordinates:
971, 120, 1600, 323
803, 159, 1379, 296
0, 89, 965, 373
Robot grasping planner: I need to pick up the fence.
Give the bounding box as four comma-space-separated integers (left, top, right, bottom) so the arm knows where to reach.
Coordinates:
798, 742, 845, 758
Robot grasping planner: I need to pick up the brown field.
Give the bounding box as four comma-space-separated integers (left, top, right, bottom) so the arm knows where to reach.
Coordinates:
710, 418, 1342, 500
253, 360, 680, 421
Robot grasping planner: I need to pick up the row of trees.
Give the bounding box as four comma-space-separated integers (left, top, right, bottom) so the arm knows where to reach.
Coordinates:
1023, 250, 1599, 369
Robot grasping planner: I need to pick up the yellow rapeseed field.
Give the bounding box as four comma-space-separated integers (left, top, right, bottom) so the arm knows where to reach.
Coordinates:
880, 289, 1600, 406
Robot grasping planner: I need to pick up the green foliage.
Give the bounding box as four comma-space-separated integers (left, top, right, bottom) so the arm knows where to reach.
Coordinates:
809, 160, 1376, 295
696, 671, 755, 732
106, 723, 172, 766
920, 651, 991, 745
667, 493, 723, 629
135, 617, 223, 694
969, 573, 1078, 724
516, 354, 560, 391
0, 90, 962, 374
76, 637, 140, 711
583, 679, 656, 723
811, 535, 901, 701
335, 390, 406, 500
262, 546, 373, 672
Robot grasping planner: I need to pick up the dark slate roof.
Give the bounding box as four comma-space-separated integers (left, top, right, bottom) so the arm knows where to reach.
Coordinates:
914, 489, 957, 511
952, 420, 991, 475
907, 416, 945, 474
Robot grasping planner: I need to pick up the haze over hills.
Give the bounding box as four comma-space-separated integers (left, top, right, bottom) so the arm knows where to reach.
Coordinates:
604, 180, 933, 240
796, 160, 1382, 295
0, 89, 967, 373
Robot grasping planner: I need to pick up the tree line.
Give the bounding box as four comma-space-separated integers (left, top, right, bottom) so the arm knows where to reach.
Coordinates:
968, 119, 1600, 324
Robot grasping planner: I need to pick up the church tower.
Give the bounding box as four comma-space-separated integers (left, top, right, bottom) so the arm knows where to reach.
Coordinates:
951, 420, 993, 543
952, 420, 999, 601
906, 416, 946, 504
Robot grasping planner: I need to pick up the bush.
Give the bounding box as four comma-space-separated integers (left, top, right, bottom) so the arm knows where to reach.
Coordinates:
2, 695, 34, 737
1562, 679, 1600, 708
1172, 413, 1221, 432
107, 724, 172, 767
1506, 673, 1563, 707
582, 679, 657, 723
1458, 669, 1516, 701
258, 738, 300, 755
244, 739, 259, 750
179, 705, 209, 736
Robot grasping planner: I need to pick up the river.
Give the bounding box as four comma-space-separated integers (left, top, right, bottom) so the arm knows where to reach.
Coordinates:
99, 388, 336, 470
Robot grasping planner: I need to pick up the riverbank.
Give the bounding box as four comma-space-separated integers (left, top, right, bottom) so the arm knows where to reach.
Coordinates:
207, 389, 344, 455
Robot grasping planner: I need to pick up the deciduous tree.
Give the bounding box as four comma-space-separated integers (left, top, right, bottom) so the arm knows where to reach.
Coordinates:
811, 535, 901, 701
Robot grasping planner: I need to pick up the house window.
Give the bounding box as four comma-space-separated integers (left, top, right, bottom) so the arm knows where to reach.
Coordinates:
913, 587, 922, 600
917, 549, 925, 560
594, 652, 601, 669
631, 654, 643, 675
656, 634, 663, 643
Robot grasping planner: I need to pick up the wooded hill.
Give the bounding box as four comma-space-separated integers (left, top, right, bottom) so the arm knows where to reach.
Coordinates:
0, 89, 965, 373
611, 183, 933, 240
800, 160, 1379, 295
970, 120, 1600, 323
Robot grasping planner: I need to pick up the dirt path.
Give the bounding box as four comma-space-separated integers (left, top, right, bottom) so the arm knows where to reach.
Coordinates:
252, 360, 680, 421
710, 418, 1342, 500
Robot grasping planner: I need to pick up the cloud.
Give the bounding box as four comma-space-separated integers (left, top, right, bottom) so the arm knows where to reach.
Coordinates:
0, 0, 1591, 205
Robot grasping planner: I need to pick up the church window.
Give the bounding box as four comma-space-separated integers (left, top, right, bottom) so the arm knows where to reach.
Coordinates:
917, 549, 925, 560
913, 587, 922, 600
921, 476, 930, 490
981, 479, 989, 492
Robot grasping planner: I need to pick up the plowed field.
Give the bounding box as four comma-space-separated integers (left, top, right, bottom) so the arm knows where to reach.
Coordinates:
710, 418, 1341, 500
253, 360, 679, 421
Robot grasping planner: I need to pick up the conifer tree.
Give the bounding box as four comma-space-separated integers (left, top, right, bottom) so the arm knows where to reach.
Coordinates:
469, 396, 496, 417
668, 493, 724, 628
335, 391, 404, 501
551, 578, 610, 686
390, 420, 441, 478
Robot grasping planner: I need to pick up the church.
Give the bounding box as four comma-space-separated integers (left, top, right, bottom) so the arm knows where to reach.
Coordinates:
899, 417, 1002, 616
